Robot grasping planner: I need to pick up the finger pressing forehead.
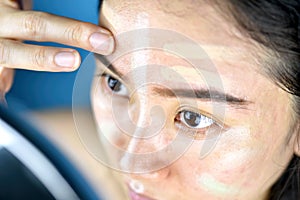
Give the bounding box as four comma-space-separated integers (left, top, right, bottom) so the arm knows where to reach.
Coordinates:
0, 11, 114, 55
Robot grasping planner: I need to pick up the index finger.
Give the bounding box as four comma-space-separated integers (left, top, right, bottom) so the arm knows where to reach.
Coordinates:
0, 11, 115, 55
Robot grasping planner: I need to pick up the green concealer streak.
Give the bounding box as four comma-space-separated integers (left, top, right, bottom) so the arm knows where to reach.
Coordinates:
198, 173, 239, 196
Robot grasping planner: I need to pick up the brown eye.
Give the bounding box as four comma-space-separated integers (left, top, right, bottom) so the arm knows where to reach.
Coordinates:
179, 110, 213, 128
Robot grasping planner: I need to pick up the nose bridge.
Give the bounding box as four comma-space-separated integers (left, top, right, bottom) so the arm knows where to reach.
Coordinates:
128, 88, 166, 137
118, 91, 175, 174
130, 92, 152, 129
126, 109, 157, 154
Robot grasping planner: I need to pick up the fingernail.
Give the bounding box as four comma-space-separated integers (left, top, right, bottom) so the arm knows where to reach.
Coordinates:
89, 32, 114, 55
54, 52, 76, 68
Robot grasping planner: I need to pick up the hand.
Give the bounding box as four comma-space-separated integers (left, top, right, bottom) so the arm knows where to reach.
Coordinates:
0, 0, 114, 71
0, 0, 115, 103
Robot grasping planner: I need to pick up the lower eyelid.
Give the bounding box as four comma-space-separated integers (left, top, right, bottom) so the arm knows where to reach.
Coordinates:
174, 122, 212, 140
174, 117, 225, 140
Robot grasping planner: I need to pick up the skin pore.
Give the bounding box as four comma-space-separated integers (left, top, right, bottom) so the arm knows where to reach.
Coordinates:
91, 0, 299, 199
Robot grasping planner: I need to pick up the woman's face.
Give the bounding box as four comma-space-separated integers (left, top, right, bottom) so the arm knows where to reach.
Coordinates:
91, 1, 298, 199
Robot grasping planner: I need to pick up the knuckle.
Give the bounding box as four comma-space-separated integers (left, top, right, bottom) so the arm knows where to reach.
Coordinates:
0, 40, 10, 66
31, 48, 47, 69
64, 22, 87, 44
22, 11, 47, 39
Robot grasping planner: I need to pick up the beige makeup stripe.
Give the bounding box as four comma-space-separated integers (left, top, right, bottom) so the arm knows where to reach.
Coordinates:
197, 127, 252, 196
163, 43, 245, 60
127, 12, 150, 150
120, 12, 152, 171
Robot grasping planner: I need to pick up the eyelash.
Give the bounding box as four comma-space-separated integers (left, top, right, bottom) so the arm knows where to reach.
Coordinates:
99, 73, 223, 140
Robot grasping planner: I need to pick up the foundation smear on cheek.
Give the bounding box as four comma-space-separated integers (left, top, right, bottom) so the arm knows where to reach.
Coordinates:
197, 173, 239, 196
217, 127, 256, 168
196, 127, 253, 197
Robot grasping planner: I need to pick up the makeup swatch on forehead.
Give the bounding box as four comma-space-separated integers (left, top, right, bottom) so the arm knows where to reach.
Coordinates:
130, 12, 150, 83
163, 43, 210, 60
163, 43, 249, 63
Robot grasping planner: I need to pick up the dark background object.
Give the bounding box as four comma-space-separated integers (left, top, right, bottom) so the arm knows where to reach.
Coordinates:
0, 105, 102, 200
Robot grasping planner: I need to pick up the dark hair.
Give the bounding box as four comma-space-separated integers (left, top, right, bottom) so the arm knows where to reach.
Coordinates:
219, 0, 300, 199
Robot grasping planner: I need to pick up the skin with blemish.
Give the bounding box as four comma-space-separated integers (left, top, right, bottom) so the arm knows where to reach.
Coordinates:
91, 1, 299, 199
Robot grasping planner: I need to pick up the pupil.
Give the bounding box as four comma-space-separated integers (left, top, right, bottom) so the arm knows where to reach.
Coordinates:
108, 76, 121, 92
184, 111, 201, 127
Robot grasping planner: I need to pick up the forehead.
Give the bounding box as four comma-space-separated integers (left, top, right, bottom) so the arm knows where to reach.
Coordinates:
98, 0, 270, 95
100, 0, 262, 68
100, 2, 265, 84
100, 0, 246, 46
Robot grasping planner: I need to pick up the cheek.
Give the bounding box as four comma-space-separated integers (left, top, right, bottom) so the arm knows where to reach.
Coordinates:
175, 127, 265, 196
196, 150, 260, 196
203, 148, 261, 190
196, 173, 242, 197
213, 148, 258, 173
92, 86, 130, 149
249, 86, 292, 149
242, 88, 294, 178
208, 130, 262, 180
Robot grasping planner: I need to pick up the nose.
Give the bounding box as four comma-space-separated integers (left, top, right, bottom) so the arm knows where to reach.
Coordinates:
116, 93, 174, 177
126, 166, 171, 186
119, 126, 175, 176
114, 91, 167, 140
121, 134, 172, 181
130, 166, 170, 180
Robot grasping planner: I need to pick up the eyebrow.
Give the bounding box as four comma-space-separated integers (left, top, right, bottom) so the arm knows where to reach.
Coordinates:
94, 54, 251, 106
95, 54, 124, 78
152, 88, 250, 105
